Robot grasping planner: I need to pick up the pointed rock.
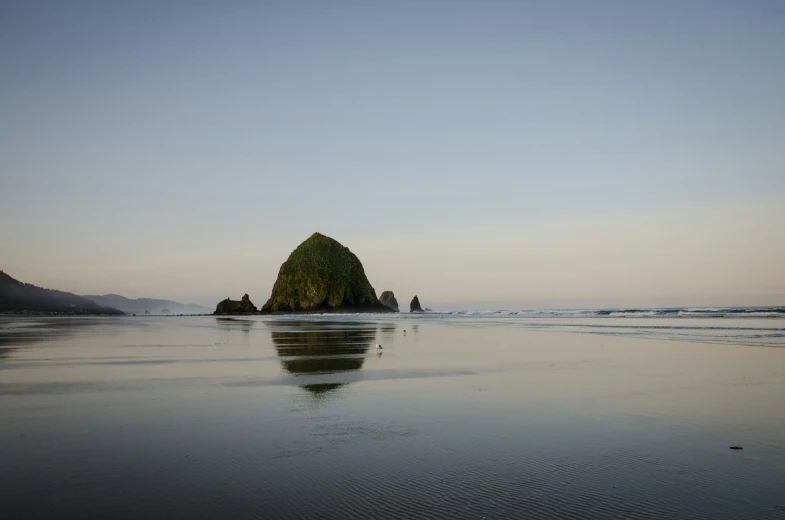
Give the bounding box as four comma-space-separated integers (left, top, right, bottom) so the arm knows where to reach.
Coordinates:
410, 295, 424, 312
379, 291, 399, 312
214, 294, 257, 315
262, 233, 393, 313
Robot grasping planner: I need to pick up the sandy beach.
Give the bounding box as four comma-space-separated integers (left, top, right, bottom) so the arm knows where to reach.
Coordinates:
1, 315, 783, 519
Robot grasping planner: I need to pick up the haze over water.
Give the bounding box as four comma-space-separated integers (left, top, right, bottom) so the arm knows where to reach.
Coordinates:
2, 314, 784, 519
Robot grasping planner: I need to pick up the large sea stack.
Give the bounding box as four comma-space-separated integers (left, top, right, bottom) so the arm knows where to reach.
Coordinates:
261, 233, 392, 313
214, 294, 257, 315
410, 295, 424, 312
379, 291, 399, 312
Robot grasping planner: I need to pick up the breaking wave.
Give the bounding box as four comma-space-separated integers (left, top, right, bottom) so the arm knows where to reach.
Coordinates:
440, 307, 785, 319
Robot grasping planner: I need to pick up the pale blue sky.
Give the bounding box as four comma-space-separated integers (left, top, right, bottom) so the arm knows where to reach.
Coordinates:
1, 1, 784, 307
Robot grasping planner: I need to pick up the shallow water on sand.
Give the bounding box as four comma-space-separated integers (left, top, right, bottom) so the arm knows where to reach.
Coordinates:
1, 315, 784, 519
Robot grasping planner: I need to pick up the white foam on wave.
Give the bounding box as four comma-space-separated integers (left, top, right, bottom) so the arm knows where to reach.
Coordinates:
433, 307, 785, 320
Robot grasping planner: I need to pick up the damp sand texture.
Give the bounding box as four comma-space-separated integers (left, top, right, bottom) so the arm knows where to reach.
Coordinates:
1, 315, 784, 519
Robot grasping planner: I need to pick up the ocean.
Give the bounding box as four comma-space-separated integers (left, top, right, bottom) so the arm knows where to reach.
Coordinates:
1, 311, 784, 519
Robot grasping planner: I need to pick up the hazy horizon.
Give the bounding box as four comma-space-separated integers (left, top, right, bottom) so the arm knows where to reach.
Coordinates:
2, 1, 784, 309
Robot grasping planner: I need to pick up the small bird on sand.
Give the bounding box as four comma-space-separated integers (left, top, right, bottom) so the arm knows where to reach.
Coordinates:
376, 343, 383, 350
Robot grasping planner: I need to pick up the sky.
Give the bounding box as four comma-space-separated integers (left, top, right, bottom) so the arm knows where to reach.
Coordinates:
1, 0, 784, 309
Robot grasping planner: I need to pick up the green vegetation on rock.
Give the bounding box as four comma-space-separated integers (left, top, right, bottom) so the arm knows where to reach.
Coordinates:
214, 294, 257, 315
261, 233, 392, 313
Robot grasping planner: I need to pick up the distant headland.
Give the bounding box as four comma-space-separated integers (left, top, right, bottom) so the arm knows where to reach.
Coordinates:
0, 270, 123, 315
84, 294, 210, 315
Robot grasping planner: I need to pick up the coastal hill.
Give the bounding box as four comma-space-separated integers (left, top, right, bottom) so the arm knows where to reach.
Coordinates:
84, 294, 210, 315
0, 270, 123, 315
262, 233, 393, 313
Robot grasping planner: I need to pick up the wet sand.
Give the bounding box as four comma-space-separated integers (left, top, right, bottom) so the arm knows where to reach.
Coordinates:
1, 315, 784, 519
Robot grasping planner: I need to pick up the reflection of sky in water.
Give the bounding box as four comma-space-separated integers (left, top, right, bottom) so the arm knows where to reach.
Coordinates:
0, 317, 96, 347
506, 318, 785, 348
